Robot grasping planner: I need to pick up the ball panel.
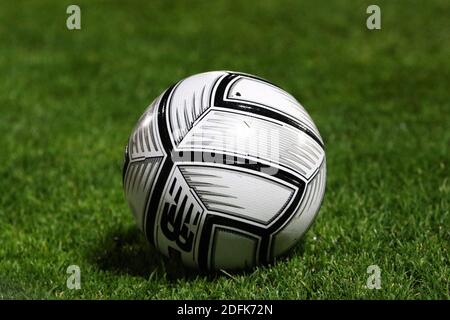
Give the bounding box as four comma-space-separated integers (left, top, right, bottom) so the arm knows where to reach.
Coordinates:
124, 158, 163, 231
128, 95, 164, 160
167, 71, 227, 146
177, 108, 324, 180
209, 226, 259, 270
270, 159, 327, 257
224, 75, 323, 143
179, 165, 295, 225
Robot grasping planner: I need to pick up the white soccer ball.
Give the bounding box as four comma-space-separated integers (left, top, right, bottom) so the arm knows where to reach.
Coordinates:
123, 71, 326, 270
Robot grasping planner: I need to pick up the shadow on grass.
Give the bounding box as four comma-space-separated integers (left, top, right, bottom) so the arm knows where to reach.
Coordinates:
90, 225, 307, 282
90, 226, 200, 281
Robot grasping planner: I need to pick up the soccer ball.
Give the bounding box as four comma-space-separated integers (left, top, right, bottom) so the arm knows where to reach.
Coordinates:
123, 71, 326, 270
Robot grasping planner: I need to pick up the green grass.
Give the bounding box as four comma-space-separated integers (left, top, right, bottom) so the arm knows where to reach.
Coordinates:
0, 0, 449, 299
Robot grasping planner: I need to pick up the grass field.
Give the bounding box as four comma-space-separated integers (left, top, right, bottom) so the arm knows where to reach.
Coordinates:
0, 0, 449, 299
